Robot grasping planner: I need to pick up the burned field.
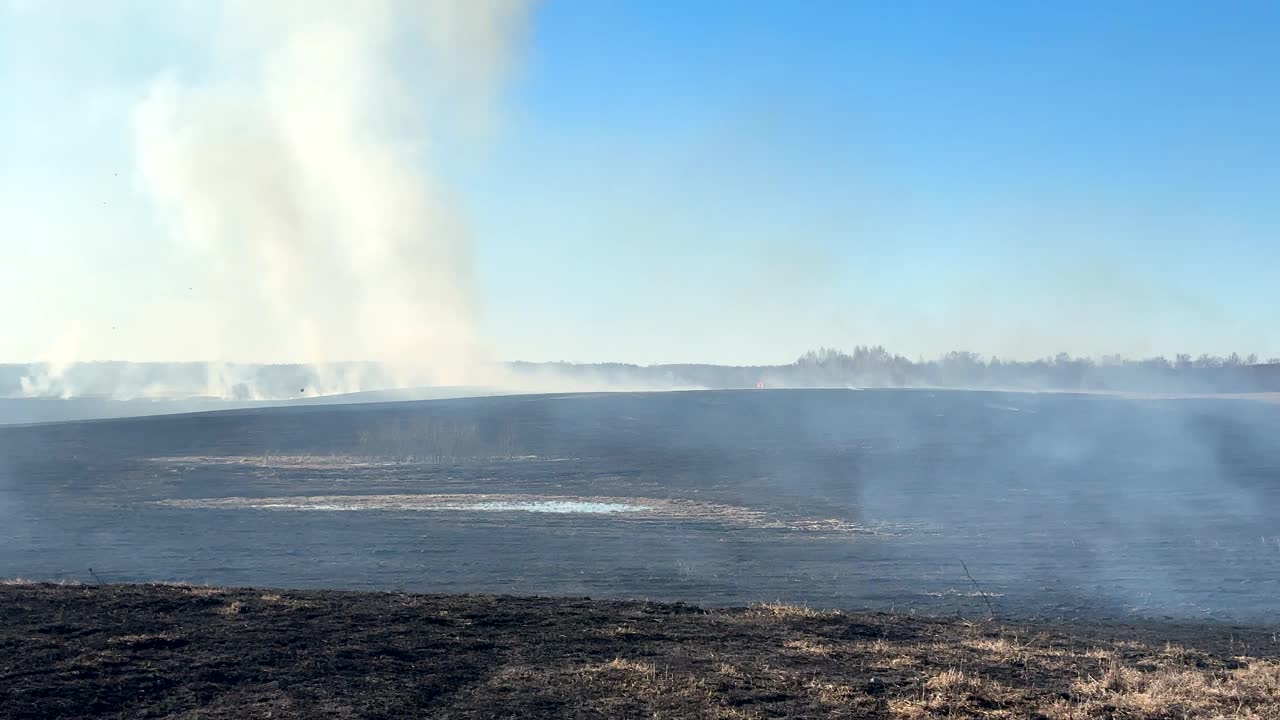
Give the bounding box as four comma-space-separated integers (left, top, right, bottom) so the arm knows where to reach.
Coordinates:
3, 389, 1280, 620
3, 389, 1280, 717
3, 582, 1280, 719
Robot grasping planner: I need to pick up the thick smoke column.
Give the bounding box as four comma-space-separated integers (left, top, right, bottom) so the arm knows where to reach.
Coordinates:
132, 0, 531, 388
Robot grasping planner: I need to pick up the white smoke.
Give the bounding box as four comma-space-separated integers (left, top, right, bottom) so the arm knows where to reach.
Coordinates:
17, 330, 84, 399
131, 0, 531, 390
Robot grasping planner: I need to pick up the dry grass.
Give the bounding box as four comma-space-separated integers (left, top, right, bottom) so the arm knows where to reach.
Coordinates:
804, 678, 858, 706
217, 600, 244, 616
783, 638, 835, 656
256, 593, 314, 610
1066, 659, 1280, 718
889, 669, 1020, 718
597, 657, 656, 674
748, 602, 842, 619
962, 636, 1027, 661
885, 654, 918, 669
577, 657, 661, 693
716, 663, 743, 678
585, 614, 1280, 719
861, 638, 920, 670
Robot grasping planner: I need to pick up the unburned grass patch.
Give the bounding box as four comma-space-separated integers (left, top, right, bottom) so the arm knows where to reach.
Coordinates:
747, 602, 842, 619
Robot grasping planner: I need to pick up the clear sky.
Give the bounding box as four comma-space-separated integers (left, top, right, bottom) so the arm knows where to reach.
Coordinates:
2, 1, 1278, 366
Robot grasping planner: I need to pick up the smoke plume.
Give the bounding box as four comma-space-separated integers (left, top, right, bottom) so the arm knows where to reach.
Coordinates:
132, 0, 531, 388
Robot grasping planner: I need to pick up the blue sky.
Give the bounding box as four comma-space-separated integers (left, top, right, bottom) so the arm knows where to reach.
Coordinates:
2, 1, 1278, 365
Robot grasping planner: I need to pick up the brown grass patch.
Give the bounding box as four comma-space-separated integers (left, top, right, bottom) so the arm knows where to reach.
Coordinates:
717, 663, 743, 678
748, 602, 841, 619
963, 635, 1026, 660
217, 601, 244, 616
890, 669, 1022, 717
783, 638, 835, 656
599, 657, 655, 673
255, 593, 314, 610
1070, 659, 1280, 717
804, 678, 858, 706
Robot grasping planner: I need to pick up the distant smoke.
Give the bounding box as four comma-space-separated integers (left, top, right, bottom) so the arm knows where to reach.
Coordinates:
16, 330, 83, 399
132, 0, 532, 387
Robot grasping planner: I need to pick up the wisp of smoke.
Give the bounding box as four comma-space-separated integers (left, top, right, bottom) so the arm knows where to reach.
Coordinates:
129, 0, 531, 391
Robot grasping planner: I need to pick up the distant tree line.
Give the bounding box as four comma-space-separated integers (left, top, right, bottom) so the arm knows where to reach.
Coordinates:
784, 346, 1280, 393
509, 347, 1280, 394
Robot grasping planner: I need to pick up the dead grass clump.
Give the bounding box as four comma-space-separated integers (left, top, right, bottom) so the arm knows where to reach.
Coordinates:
578, 657, 659, 691
889, 669, 1018, 718
218, 601, 245, 616
717, 663, 742, 678
748, 602, 841, 619
256, 593, 314, 610
599, 657, 656, 674
1071, 659, 1280, 717
573, 658, 762, 716
1042, 698, 1088, 720
783, 638, 834, 656
886, 654, 918, 669
963, 636, 1026, 660
576, 658, 678, 704
1161, 641, 1190, 660
866, 638, 919, 668
804, 678, 859, 706
867, 638, 893, 652
925, 668, 987, 693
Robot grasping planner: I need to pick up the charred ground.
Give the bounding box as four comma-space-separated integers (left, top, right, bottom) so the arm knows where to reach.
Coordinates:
2, 389, 1280, 619
3, 582, 1279, 719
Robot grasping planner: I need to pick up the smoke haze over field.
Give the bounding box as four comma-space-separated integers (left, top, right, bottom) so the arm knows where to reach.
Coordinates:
131, 0, 531, 386
2, 1, 531, 385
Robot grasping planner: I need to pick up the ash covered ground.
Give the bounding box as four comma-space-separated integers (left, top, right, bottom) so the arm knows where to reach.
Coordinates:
2, 389, 1279, 621
4, 583, 1280, 719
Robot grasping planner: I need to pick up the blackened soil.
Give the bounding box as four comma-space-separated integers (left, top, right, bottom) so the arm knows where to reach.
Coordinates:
3, 583, 1278, 719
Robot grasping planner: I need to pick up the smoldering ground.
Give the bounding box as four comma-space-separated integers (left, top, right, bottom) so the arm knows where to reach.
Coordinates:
1, 388, 1277, 621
